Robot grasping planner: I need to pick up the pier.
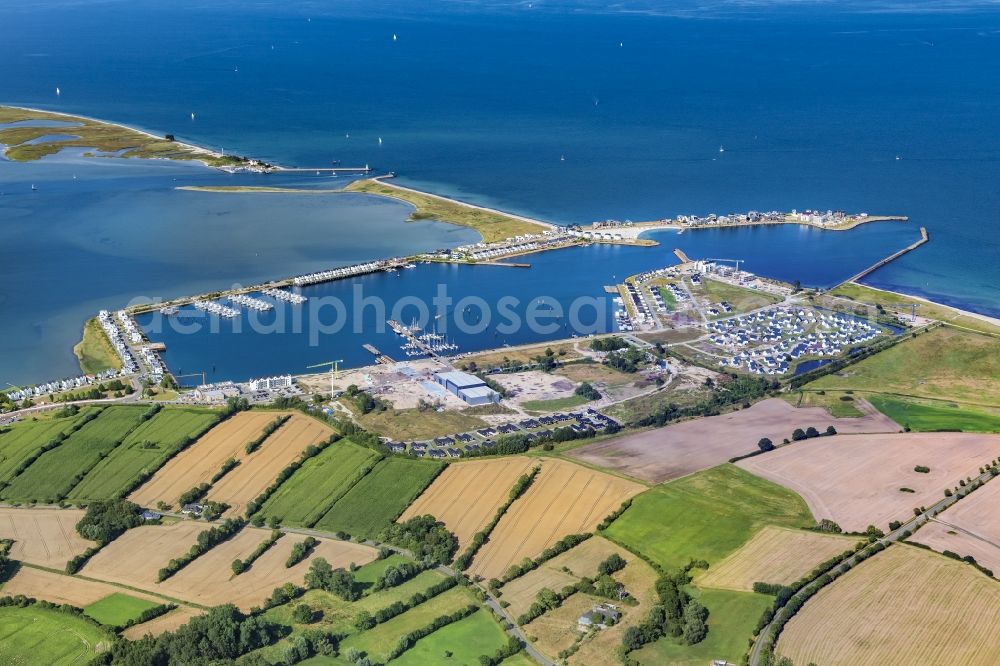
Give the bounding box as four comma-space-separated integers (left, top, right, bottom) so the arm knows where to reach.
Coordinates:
387, 320, 439, 358
362, 343, 396, 365
674, 248, 691, 264
228, 294, 274, 312
276, 166, 373, 174
837, 227, 928, 288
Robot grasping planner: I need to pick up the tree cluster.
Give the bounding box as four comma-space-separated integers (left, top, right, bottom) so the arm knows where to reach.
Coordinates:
378, 515, 458, 565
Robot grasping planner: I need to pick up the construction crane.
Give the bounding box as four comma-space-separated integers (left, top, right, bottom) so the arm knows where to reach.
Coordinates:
306, 360, 344, 396
705, 258, 743, 271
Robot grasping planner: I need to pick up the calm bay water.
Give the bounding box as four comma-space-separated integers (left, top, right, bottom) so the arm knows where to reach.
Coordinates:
2, 1, 999, 384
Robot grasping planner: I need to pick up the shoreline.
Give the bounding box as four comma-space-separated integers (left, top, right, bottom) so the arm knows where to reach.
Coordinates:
845, 282, 1000, 333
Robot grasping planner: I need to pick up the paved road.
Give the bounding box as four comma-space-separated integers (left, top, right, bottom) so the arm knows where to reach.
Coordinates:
748, 466, 999, 666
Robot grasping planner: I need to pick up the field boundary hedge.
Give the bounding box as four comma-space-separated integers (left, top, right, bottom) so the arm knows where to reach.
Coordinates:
455, 466, 540, 571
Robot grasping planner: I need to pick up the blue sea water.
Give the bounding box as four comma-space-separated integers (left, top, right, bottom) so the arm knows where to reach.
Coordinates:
2, 0, 999, 384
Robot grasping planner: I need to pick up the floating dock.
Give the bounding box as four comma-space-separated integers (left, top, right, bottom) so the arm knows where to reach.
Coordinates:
262, 288, 307, 304
229, 294, 274, 312
193, 300, 240, 318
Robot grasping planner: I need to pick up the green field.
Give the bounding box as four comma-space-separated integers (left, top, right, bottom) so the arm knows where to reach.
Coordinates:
522, 394, 590, 413
73, 317, 122, 375
807, 326, 1000, 407
781, 390, 865, 417
603, 465, 814, 571
0, 409, 94, 484
339, 585, 476, 663
313, 458, 444, 538
869, 395, 1000, 433
0, 605, 111, 665
258, 440, 380, 526
700, 278, 781, 315
68, 407, 220, 500
83, 593, 160, 626
351, 553, 412, 591
633, 588, 772, 666
2, 406, 149, 501
392, 608, 510, 666
500, 654, 536, 666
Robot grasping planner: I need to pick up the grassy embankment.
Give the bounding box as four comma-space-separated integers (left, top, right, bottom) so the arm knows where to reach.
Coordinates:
0, 105, 244, 167
829, 282, 1000, 337
73, 317, 122, 375
522, 394, 591, 413
780, 390, 865, 417
344, 178, 549, 243
805, 325, 1000, 432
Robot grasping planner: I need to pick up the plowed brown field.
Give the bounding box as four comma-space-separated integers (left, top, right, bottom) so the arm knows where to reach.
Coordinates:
130, 411, 281, 508
206, 415, 333, 516
737, 433, 1000, 531
913, 477, 1000, 576
399, 457, 537, 549
0, 508, 93, 568
778, 544, 1000, 665
469, 459, 643, 580
571, 398, 899, 483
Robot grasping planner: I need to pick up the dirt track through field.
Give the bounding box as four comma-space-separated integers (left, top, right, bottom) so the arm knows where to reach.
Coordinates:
738, 432, 1000, 531
469, 459, 643, 580
3, 566, 167, 607
570, 398, 899, 483
913, 478, 1000, 576
398, 457, 537, 549
779, 545, 1000, 665
206, 415, 333, 516
0, 508, 93, 568
130, 412, 280, 508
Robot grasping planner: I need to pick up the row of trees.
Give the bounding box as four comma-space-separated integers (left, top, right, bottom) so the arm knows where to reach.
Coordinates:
455, 467, 540, 570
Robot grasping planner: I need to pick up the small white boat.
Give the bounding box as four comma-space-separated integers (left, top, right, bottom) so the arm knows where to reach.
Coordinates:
719, 145, 725, 153
55, 87, 61, 96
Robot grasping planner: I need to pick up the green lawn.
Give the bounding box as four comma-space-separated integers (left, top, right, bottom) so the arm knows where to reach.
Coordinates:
807, 326, 1000, 407
68, 407, 220, 500
657, 286, 677, 311
339, 585, 476, 663
0, 605, 111, 665
0, 409, 94, 484
700, 278, 781, 316
522, 394, 590, 413
314, 458, 444, 539
500, 653, 537, 666
868, 395, 1000, 433
352, 553, 412, 591
392, 608, 509, 666
259, 440, 380, 527
83, 593, 160, 627
603, 465, 814, 571
633, 588, 771, 666
2, 406, 149, 502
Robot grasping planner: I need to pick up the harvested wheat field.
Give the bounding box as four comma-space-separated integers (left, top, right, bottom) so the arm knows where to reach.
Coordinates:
778, 544, 1000, 666
81, 521, 206, 587
123, 607, 203, 639
129, 411, 281, 508
696, 526, 857, 592
399, 456, 537, 549
913, 477, 1000, 575
206, 415, 333, 516
158, 528, 377, 610
469, 459, 644, 580
1, 566, 166, 608
0, 508, 93, 568
501, 536, 625, 618
571, 398, 898, 483
738, 433, 1000, 531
